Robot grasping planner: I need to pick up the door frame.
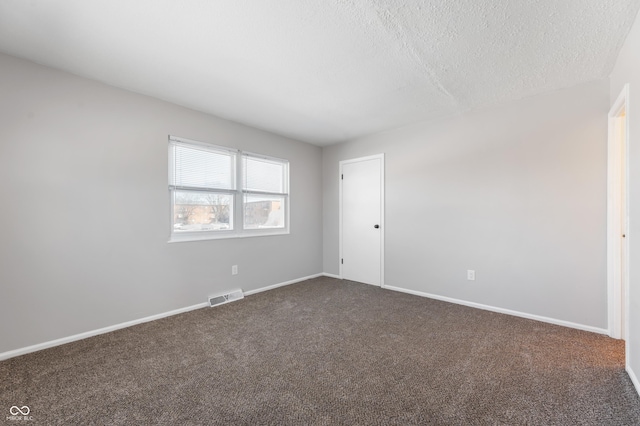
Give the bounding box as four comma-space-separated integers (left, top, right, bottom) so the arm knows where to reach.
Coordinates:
607, 84, 630, 349
339, 154, 385, 287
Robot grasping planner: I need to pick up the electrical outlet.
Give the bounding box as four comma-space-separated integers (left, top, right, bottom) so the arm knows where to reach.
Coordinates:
467, 270, 475, 281
232, 265, 238, 275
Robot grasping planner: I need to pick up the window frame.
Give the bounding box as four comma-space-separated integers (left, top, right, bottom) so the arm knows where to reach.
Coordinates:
168, 135, 290, 242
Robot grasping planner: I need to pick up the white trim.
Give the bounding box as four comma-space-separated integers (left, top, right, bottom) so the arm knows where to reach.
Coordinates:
2, 274, 614, 362
242, 150, 289, 165
0, 302, 208, 361
168, 228, 289, 243
627, 365, 640, 397
339, 162, 343, 279
243, 273, 322, 296
169, 134, 239, 153
0, 273, 323, 361
339, 153, 385, 287
380, 157, 385, 287
383, 284, 609, 335
607, 84, 630, 343
322, 272, 342, 279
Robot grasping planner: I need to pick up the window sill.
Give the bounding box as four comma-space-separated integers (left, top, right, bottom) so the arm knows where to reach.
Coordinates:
168, 229, 290, 243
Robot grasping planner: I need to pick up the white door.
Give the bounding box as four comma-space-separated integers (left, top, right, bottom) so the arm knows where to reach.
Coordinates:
340, 155, 384, 286
608, 85, 629, 341
619, 112, 627, 340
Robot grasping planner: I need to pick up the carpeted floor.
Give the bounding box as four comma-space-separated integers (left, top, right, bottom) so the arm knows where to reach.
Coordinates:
1, 276, 639, 425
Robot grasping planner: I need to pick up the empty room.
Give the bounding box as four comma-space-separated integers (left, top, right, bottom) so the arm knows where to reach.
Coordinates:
1, 1, 640, 424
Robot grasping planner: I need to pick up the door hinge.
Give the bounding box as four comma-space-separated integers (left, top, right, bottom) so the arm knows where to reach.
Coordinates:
341, 258, 343, 264
341, 174, 343, 180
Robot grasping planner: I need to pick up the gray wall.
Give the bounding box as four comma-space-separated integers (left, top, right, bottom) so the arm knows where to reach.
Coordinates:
610, 7, 640, 390
0, 47, 620, 357
0, 53, 323, 354
324, 80, 610, 329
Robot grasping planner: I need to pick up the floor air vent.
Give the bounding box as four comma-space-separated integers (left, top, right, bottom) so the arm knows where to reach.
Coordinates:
208, 289, 244, 307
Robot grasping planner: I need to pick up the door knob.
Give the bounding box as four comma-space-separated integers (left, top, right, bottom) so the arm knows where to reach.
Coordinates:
374, 224, 380, 229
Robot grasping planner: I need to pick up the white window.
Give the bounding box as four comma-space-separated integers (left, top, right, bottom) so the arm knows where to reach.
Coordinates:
168, 136, 289, 242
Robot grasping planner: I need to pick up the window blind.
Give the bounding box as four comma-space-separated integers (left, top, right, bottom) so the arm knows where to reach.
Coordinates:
169, 140, 236, 191
242, 154, 288, 194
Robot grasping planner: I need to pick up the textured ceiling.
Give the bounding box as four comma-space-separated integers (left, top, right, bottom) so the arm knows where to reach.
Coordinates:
0, 0, 638, 145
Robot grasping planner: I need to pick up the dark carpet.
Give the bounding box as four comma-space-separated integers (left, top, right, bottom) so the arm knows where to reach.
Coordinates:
1, 277, 639, 425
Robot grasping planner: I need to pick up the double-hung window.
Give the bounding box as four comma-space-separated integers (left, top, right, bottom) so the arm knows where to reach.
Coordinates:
168, 136, 289, 241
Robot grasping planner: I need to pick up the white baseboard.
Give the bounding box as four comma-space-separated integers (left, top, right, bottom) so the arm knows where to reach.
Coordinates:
1, 276, 612, 362
322, 272, 341, 279
0, 302, 209, 361
628, 365, 640, 397
243, 273, 322, 296
0, 273, 326, 361
383, 284, 609, 335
